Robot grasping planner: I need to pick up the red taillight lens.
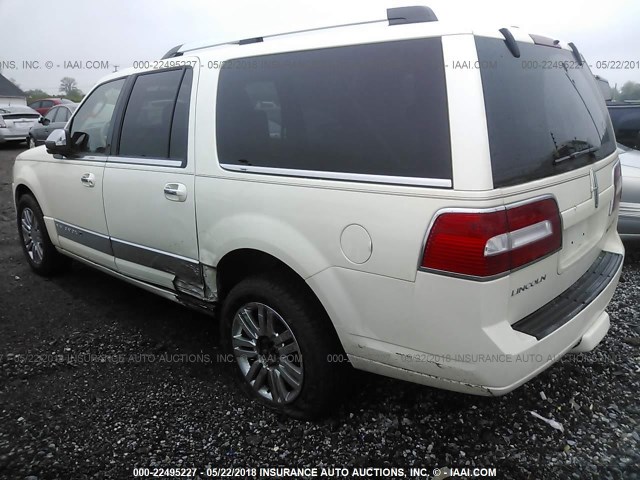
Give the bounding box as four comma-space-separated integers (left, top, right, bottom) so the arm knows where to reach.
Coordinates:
422, 198, 562, 278
611, 161, 622, 215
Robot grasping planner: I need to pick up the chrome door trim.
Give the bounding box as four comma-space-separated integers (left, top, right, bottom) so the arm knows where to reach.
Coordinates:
53, 219, 203, 290
54, 220, 113, 255
110, 237, 201, 285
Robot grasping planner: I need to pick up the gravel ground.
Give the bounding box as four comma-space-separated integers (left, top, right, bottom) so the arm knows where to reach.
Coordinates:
0, 144, 638, 480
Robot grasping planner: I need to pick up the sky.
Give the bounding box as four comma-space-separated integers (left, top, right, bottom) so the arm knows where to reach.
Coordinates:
1, 0, 639, 94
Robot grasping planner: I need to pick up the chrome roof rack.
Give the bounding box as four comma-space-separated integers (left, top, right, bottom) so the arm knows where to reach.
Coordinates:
161, 5, 437, 59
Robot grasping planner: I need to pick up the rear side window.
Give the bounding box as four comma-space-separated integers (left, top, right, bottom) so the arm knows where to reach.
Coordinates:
216, 39, 451, 184
118, 68, 192, 162
476, 37, 616, 188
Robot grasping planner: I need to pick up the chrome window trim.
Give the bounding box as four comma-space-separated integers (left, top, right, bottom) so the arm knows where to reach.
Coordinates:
219, 164, 452, 188
417, 193, 561, 278
108, 156, 184, 168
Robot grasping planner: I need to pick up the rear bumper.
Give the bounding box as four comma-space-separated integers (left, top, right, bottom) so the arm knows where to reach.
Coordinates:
0, 131, 28, 142
309, 235, 624, 396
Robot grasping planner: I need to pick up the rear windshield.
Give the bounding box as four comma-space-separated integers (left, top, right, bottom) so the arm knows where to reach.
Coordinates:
476, 37, 616, 188
216, 38, 452, 185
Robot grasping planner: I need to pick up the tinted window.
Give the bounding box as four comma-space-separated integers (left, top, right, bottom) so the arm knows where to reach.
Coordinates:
169, 68, 193, 160
41, 100, 54, 108
29, 101, 42, 109
476, 37, 616, 188
119, 68, 191, 161
607, 105, 640, 150
216, 39, 451, 182
70, 79, 125, 155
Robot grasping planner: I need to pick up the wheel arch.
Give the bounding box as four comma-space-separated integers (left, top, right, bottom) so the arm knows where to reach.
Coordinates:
215, 248, 344, 349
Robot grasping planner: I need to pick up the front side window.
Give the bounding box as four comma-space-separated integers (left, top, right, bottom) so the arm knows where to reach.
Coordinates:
118, 68, 192, 163
70, 79, 126, 154
216, 39, 452, 183
44, 108, 57, 122
58, 108, 71, 123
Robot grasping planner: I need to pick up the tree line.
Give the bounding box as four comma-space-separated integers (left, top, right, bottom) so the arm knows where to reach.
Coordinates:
21, 77, 84, 104
609, 81, 640, 102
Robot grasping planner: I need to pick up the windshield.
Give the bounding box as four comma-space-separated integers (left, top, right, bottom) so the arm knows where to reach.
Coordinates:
476, 37, 616, 188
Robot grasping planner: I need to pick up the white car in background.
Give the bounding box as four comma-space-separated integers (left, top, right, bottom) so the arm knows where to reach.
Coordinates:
0, 105, 40, 145
618, 143, 640, 240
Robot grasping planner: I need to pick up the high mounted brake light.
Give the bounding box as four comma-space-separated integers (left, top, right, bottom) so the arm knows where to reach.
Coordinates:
421, 197, 562, 279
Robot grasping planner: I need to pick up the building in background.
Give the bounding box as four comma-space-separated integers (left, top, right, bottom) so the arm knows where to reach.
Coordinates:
0, 74, 26, 106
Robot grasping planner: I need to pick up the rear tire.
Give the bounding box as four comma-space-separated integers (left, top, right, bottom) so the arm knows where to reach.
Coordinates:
221, 272, 345, 419
16, 194, 70, 276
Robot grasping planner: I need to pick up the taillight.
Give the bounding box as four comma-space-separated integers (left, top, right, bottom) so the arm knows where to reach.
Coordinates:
422, 197, 562, 278
0, 117, 6, 128
610, 161, 622, 215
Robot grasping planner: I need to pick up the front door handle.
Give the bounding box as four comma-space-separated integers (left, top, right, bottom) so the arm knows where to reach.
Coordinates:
81, 173, 95, 187
164, 183, 187, 202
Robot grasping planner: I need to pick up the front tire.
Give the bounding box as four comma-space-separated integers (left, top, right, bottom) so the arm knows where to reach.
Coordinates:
221, 273, 345, 419
16, 194, 70, 276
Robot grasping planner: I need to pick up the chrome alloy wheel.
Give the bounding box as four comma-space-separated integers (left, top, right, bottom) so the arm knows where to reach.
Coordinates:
21, 207, 44, 264
231, 302, 304, 404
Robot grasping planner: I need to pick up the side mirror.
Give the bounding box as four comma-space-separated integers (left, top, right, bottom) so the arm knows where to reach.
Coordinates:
45, 129, 73, 157
38, 117, 47, 125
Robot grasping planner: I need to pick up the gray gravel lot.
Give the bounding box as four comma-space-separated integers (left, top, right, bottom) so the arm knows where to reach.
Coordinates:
0, 144, 638, 480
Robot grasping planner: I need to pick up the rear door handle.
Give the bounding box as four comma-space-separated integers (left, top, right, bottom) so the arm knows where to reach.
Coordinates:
81, 173, 95, 187
164, 183, 187, 202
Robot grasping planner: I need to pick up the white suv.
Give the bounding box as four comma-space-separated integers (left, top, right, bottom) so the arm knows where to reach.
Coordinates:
12, 6, 624, 418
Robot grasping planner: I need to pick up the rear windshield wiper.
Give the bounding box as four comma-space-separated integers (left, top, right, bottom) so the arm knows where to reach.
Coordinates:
552, 140, 598, 165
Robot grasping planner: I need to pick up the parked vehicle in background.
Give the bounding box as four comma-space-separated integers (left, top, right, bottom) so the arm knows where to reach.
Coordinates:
617, 143, 640, 240
0, 105, 40, 144
12, 6, 625, 418
28, 98, 73, 116
607, 101, 640, 151
28, 103, 78, 148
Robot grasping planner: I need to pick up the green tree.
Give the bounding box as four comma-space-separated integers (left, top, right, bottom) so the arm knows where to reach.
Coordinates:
619, 81, 640, 101
65, 88, 84, 103
610, 85, 621, 101
24, 89, 52, 104
59, 77, 78, 96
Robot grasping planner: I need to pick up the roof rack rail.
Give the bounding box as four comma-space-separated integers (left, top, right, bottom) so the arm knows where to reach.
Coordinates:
387, 6, 437, 25
529, 33, 560, 48
169, 5, 437, 57
161, 44, 183, 59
